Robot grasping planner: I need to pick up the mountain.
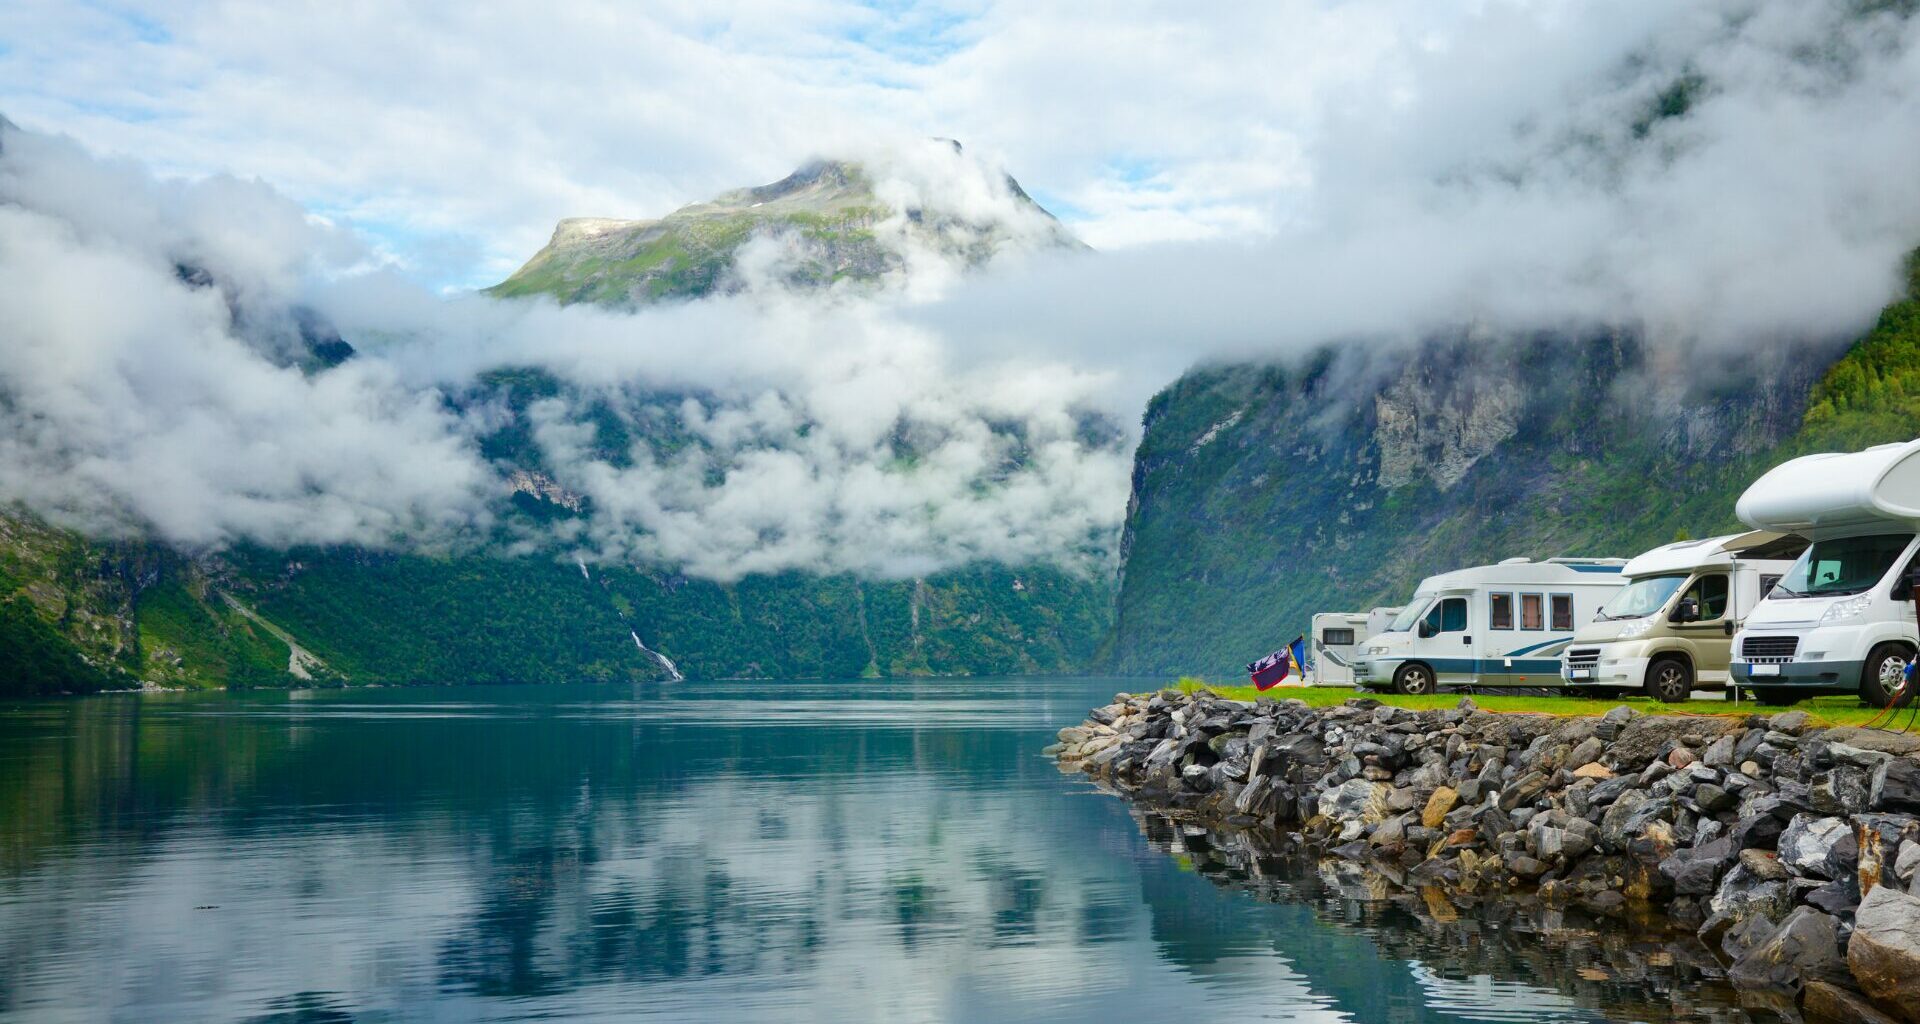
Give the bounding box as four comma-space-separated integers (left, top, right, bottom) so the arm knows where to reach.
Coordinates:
1110, 257, 1920, 678
0, 147, 1113, 695
488, 145, 1083, 306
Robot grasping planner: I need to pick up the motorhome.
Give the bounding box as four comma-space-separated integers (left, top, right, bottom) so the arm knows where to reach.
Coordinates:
1558, 532, 1804, 702
1353, 558, 1626, 695
1306, 607, 1404, 686
1731, 440, 1920, 705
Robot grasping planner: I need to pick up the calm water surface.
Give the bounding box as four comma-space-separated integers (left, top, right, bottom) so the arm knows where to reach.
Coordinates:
0, 679, 1736, 1022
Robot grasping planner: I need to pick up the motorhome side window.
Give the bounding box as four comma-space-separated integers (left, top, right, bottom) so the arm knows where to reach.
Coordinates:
1520, 593, 1544, 630
1680, 574, 1729, 619
1489, 593, 1514, 630
1422, 598, 1467, 634
1550, 593, 1573, 630
1322, 627, 1356, 646
1774, 533, 1914, 599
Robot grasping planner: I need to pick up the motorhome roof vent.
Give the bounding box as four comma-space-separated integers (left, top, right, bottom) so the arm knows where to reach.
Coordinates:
1497, 557, 1531, 565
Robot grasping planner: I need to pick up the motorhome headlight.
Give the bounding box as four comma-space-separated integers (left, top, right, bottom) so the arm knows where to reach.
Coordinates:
1820, 595, 1874, 624
1617, 617, 1655, 639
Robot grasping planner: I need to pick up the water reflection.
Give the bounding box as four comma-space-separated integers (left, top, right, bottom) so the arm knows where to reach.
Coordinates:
0, 682, 1783, 1022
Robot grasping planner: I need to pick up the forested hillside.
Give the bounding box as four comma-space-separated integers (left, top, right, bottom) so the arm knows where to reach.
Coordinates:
1111, 256, 1920, 678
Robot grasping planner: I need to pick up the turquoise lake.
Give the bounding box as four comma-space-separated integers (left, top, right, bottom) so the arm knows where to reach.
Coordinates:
0, 679, 1760, 1022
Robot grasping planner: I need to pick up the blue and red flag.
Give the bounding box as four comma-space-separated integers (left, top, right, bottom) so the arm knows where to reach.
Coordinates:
1249, 635, 1308, 691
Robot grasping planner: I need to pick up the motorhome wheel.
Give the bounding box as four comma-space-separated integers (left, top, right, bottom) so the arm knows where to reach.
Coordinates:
1392, 663, 1435, 695
1860, 643, 1914, 709
1644, 657, 1692, 703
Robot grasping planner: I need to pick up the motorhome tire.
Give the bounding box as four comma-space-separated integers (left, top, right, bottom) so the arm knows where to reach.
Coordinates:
1644, 658, 1692, 703
1860, 643, 1914, 708
1392, 663, 1436, 695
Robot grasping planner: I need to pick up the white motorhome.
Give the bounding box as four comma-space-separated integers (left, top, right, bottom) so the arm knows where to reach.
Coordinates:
1305, 607, 1406, 686
1559, 532, 1803, 701
1352, 558, 1626, 694
1732, 440, 1920, 705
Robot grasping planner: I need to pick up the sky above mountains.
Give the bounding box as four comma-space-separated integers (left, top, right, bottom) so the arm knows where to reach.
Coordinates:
2, 0, 1462, 288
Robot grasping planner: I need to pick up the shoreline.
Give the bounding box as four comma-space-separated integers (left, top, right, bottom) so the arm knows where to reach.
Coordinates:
1053, 687, 1920, 1022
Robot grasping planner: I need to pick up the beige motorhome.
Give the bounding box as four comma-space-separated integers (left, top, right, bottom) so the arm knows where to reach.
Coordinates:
1559, 532, 1805, 702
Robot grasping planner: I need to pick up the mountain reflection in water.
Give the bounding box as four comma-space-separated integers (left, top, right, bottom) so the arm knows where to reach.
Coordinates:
0, 681, 1778, 1022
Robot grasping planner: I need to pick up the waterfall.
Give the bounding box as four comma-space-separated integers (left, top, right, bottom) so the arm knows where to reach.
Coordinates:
631, 631, 685, 682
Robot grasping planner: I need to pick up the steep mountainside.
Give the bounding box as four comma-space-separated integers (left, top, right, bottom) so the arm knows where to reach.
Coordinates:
488, 149, 1082, 306
1112, 259, 1920, 678
0, 149, 1112, 695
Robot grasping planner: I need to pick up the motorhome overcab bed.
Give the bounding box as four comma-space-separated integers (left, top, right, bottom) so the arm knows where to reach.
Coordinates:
1558, 532, 1803, 702
1732, 439, 1920, 705
1353, 558, 1625, 695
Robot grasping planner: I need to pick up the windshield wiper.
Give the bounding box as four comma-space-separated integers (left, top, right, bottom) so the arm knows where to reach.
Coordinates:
1769, 583, 1803, 598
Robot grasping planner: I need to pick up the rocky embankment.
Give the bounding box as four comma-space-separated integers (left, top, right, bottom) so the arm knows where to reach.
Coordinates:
1052, 689, 1920, 1023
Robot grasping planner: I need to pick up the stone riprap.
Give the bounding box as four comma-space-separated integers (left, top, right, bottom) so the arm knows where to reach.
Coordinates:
1051, 689, 1920, 1022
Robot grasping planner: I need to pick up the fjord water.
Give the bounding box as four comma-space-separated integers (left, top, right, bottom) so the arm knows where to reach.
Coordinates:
0, 681, 1705, 1023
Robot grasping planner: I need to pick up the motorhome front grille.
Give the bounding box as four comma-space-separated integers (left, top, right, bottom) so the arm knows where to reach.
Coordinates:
1740, 636, 1800, 663
1565, 648, 1600, 668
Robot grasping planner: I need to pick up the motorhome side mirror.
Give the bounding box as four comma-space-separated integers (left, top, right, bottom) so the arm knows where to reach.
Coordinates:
1417, 621, 1437, 639
1908, 566, 1920, 596
1673, 597, 1701, 624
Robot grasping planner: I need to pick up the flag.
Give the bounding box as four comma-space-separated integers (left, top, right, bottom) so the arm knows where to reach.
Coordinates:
1248, 635, 1308, 691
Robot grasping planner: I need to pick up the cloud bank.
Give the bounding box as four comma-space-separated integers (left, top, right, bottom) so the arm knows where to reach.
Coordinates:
3, 1, 1920, 581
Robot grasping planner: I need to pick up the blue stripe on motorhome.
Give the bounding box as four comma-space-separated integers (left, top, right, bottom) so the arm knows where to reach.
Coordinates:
1502, 638, 1570, 657
1427, 658, 1565, 675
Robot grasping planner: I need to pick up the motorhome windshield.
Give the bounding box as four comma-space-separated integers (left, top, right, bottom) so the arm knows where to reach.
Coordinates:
1599, 574, 1688, 620
1387, 600, 1430, 632
1770, 533, 1914, 599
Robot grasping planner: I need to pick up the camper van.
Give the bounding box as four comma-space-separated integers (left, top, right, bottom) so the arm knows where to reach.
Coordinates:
1731, 440, 1920, 705
1307, 611, 1368, 686
1353, 558, 1626, 695
1559, 532, 1804, 702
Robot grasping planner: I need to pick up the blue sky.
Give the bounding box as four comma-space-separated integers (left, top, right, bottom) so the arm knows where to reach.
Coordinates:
0, 1, 1435, 289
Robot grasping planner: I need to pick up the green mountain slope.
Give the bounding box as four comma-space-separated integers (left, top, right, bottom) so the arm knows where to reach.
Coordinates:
1112, 269, 1920, 677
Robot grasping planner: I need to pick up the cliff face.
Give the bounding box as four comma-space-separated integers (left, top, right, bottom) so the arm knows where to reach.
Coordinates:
1110, 329, 1841, 678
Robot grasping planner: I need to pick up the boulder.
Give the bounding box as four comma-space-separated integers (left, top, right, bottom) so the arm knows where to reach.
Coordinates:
1822, 727, 1920, 757
1566, 736, 1604, 770
1709, 861, 1795, 929
1572, 762, 1613, 780
1848, 884, 1920, 1020
1770, 710, 1811, 735
1897, 839, 1920, 884
1779, 815, 1858, 880
1739, 849, 1791, 882
1856, 813, 1920, 897
1801, 981, 1903, 1024
1726, 907, 1848, 992
1805, 876, 1861, 917
1660, 836, 1740, 896
1871, 757, 1920, 814
1318, 779, 1388, 841
1422, 786, 1459, 829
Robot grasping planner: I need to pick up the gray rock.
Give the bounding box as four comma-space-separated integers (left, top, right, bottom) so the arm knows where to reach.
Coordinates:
1712, 861, 1796, 925
1739, 848, 1792, 882
1801, 981, 1903, 1024
1849, 883, 1920, 1020
1769, 710, 1811, 735
1726, 907, 1847, 992
1805, 875, 1861, 917
1566, 736, 1604, 770
1693, 783, 1737, 814
1702, 733, 1738, 767
1896, 839, 1920, 883
1871, 757, 1920, 813
1778, 815, 1857, 880
1661, 836, 1740, 896
1856, 813, 1920, 897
